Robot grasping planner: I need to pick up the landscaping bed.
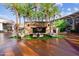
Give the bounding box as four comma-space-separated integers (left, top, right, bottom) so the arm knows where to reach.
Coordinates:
10, 34, 65, 41
25, 34, 64, 40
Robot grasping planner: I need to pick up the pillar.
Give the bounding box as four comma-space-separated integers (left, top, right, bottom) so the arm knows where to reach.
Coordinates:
0, 23, 3, 31
72, 18, 75, 30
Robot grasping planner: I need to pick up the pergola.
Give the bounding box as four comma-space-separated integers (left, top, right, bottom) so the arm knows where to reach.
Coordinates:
61, 11, 79, 30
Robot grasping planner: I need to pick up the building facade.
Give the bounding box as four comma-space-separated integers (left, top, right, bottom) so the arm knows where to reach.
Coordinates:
0, 18, 14, 32
61, 12, 79, 32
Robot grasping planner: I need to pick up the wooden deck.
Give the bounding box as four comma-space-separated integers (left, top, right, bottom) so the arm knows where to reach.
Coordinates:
0, 32, 79, 56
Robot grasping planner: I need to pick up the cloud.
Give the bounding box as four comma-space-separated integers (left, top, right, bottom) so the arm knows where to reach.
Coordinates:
74, 3, 79, 5
0, 14, 15, 22
61, 8, 64, 11
60, 11, 67, 17
55, 3, 63, 7
74, 7, 79, 11
67, 12, 72, 15
61, 11, 73, 17
67, 8, 71, 11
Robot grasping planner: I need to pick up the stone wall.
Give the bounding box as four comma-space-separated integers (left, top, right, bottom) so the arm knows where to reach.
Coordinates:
25, 22, 52, 35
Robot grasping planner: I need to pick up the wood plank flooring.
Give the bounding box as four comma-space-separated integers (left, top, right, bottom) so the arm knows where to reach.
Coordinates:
0, 32, 79, 56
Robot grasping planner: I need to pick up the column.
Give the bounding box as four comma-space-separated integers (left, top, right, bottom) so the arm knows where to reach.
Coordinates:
12, 24, 15, 31
72, 18, 75, 30
0, 23, 3, 31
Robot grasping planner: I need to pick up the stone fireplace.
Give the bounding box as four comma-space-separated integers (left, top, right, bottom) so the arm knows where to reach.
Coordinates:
32, 27, 46, 33
25, 22, 52, 35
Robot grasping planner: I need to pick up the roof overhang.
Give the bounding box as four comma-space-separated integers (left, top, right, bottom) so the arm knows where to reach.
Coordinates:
61, 11, 79, 19
0, 18, 14, 24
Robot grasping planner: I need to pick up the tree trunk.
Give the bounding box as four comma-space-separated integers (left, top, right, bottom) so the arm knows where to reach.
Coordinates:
13, 4, 19, 34
15, 10, 19, 34
49, 17, 51, 34
46, 15, 51, 34
23, 16, 26, 29
19, 15, 21, 28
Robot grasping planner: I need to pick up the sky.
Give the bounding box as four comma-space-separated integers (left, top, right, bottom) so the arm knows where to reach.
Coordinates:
57, 3, 79, 16
0, 3, 79, 23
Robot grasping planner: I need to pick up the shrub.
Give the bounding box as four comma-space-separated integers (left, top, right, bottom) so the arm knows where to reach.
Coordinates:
53, 19, 68, 32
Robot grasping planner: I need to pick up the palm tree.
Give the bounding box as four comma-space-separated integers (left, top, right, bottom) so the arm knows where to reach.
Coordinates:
8, 3, 34, 30
6, 3, 60, 35
40, 3, 60, 34
21, 4, 34, 28
6, 3, 22, 34
49, 4, 60, 33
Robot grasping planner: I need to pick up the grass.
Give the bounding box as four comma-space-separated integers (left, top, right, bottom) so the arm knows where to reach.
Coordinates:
24, 34, 65, 40
10, 34, 65, 41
